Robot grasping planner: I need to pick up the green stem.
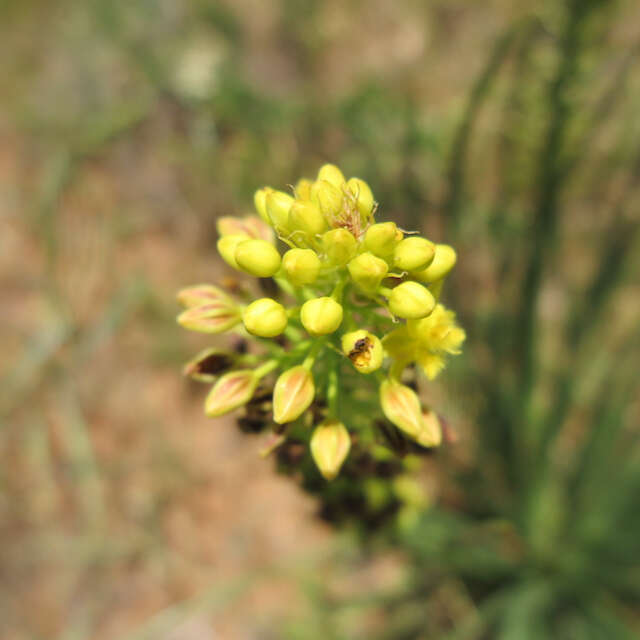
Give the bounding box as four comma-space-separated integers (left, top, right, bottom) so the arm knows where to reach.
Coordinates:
255, 359, 279, 379
302, 340, 323, 370
327, 366, 339, 416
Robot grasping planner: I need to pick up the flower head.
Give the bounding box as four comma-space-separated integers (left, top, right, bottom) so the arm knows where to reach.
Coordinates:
177, 164, 463, 482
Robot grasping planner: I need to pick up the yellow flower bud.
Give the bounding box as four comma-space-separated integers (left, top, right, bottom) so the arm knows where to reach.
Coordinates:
393, 237, 435, 272
217, 234, 247, 269
177, 284, 232, 308
317, 163, 346, 188
253, 187, 272, 224
379, 379, 423, 439
177, 302, 240, 334
388, 281, 436, 319
415, 409, 442, 448
295, 178, 313, 200
347, 177, 375, 219
273, 365, 315, 424
412, 244, 457, 282
311, 179, 343, 219
322, 228, 357, 266
182, 347, 236, 383
347, 252, 389, 293
310, 419, 351, 480
205, 370, 258, 416
300, 297, 343, 335
242, 298, 287, 337
288, 200, 328, 237
341, 330, 383, 374
265, 190, 294, 230
282, 248, 321, 285
364, 222, 401, 257
235, 239, 282, 278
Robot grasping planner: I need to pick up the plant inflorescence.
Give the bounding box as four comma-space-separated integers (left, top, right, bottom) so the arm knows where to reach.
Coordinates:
177, 164, 464, 496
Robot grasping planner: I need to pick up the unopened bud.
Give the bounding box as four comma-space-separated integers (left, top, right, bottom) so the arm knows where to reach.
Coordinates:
364, 222, 400, 257
388, 281, 435, 319
183, 347, 236, 383
322, 228, 357, 265
346, 177, 375, 220
295, 178, 313, 200
217, 234, 248, 270
347, 252, 389, 293
205, 370, 258, 416
273, 365, 315, 424
253, 187, 273, 223
217, 215, 274, 244
310, 419, 351, 480
341, 330, 383, 374
177, 303, 240, 334
282, 248, 321, 285
235, 239, 281, 278
177, 284, 232, 308
415, 409, 442, 448
393, 237, 435, 272
300, 297, 343, 335
288, 200, 328, 237
265, 190, 295, 230
311, 179, 343, 219
412, 244, 457, 282
242, 298, 287, 337
317, 163, 346, 188
379, 379, 423, 439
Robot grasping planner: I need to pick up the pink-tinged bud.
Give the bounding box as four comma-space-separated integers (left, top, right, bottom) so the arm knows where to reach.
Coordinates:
379, 379, 423, 439
177, 302, 240, 334
217, 215, 274, 244
182, 347, 237, 383
177, 284, 233, 309
273, 365, 315, 424
310, 419, 351, 480
415, 409, 442, 448
205, 370, 258, 416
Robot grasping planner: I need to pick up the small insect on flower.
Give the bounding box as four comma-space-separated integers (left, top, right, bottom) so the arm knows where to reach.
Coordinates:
177, 163, 463, 485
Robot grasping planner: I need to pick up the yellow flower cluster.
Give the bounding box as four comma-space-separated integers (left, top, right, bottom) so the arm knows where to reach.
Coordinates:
177, 164, 464, 481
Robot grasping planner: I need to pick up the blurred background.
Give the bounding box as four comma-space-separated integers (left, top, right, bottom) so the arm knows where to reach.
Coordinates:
1, 0, 639, 638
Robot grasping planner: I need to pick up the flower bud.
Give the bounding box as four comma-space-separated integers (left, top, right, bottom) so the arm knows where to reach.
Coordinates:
341, 330, 383, 374
347, 177, 375, 220
183, 347, 236, 383
364, 222, 400, 257
415, 409, 442, 448
347, 252, 389, 293
379, 379, 423, 439
317, 163, 346, 189
311, 180, 343, 219
412, 244, 457, 282
273, 365, 315, 424
235, 239, 282, 277
288, 200, 328, 237
282, 248, 321, 285
322, 228, 357, 265
217, 234, 248, 269
388, 281, 435, 319
242, 298, 287, 337
300, 297, 343, 335
265, 190, 294, 230
295, 178, 313, 200
253, 187, 272, 223
177, 303, 240, 334
310, 419, 351, 480
393, 237, 435, 272
217, 215, 274, 244
205, 370, 258, 416
177, 284, 232, 308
